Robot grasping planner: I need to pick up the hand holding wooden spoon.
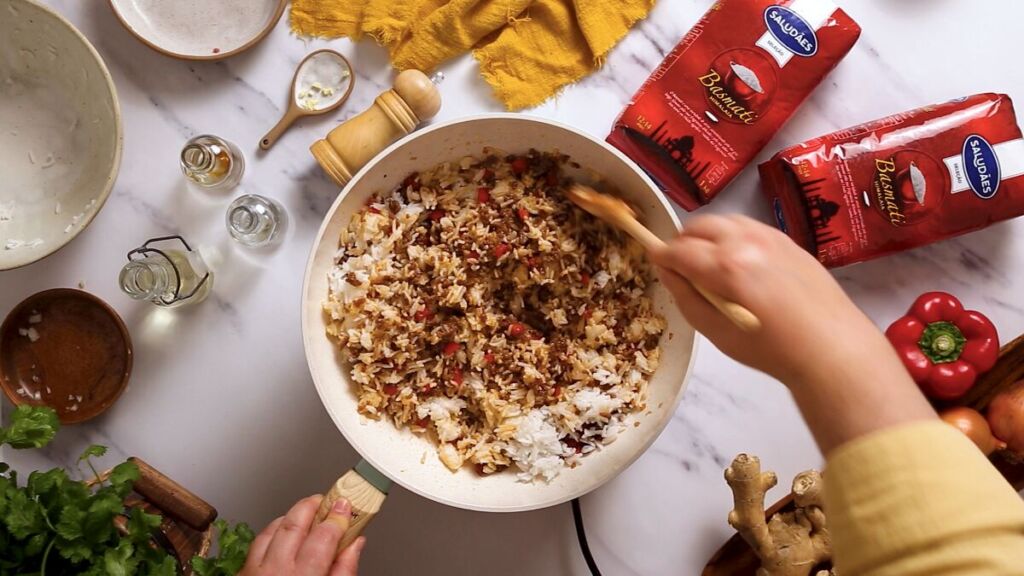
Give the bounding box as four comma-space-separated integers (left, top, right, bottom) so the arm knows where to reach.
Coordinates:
565, 183, 761, 332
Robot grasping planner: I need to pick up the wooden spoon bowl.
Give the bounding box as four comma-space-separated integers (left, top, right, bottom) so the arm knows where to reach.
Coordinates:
565, 183, 762, 332
259, 49, 355, 151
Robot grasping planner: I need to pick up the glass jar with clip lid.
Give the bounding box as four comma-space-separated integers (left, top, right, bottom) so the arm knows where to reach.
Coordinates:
119, 236, 213, 308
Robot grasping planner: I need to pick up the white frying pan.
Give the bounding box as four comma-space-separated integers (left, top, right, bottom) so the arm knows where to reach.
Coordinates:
301, 115, 698, 545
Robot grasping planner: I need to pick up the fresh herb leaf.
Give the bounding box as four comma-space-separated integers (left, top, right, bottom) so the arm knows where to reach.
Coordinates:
107, 461, 140, 498
192, 556, 214, 574
56, 504, 87, 541
78, 444, 110, 485
3, 488, 46, 539
24, 531, 49, 556
191, 519, 255, 576
103, 539, 138, 576
126, 506, 163, 543
79, 445, 108, 461
147, 554, 180, 576
27, 467, 68, 505
57, 537, 94, 563
1, 405, 59, 449
82, 490, 123, 545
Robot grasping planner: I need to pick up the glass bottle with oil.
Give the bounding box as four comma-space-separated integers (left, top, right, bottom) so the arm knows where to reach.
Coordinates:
180, 135, 244, 191
119, 236, 213, 307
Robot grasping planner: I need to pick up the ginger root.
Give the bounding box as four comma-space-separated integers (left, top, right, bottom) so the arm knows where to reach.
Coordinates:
725, 454, 832, 576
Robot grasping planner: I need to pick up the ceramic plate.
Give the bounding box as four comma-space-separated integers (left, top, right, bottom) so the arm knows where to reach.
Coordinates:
108, 0, 287, 60
0, 0, 122, 271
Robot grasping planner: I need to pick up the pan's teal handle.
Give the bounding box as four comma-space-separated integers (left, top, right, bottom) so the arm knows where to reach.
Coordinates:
354, 459, 392, 494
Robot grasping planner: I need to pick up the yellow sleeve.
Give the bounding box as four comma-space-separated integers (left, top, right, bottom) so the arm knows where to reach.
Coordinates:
825, 421, 1024, 575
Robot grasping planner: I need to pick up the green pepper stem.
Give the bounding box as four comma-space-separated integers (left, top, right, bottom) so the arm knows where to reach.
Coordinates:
918, 321, 967, 364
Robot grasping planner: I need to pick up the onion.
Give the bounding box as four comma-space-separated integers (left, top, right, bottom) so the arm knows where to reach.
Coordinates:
987, 380, 1024, 455
940, 407, 1005, 455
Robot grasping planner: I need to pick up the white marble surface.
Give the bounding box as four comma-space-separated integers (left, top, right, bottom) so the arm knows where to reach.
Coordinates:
3, 1, 1024, 574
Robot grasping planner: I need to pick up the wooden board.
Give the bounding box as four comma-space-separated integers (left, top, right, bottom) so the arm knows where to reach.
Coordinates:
98, 458, 217, 572
125, 495, 212, 571
703, 334, 1024, 575
702, 494, 800, 576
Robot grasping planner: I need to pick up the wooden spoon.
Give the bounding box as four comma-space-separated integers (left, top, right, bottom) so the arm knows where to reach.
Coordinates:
260, 49, 355, 151
566, 183, 761, 332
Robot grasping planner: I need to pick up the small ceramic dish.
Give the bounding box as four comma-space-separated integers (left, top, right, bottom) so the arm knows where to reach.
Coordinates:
0, 0, 123, 271
0, 289, 133, 424
108, 0, 287, 60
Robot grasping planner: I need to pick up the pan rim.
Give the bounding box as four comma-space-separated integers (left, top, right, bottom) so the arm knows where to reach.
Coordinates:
301, 113, 699, 512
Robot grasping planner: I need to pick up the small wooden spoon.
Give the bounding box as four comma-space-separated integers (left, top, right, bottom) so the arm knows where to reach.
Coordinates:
566, 183, 761, 332
260, 49, 355, 151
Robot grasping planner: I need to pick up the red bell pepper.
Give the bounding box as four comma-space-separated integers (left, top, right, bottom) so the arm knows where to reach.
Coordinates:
885, 292, 999, 400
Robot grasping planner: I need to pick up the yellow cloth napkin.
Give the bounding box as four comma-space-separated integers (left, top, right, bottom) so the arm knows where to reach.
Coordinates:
290, 0, 654, 110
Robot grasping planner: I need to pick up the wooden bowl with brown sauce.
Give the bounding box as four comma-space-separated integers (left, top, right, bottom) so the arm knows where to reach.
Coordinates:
0, 288, 132, 423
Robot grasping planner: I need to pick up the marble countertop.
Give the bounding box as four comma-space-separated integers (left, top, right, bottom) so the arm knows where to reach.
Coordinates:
4, 1, 1024, 574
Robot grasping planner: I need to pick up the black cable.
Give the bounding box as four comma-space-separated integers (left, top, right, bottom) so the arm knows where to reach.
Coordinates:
571, 498, 603, 576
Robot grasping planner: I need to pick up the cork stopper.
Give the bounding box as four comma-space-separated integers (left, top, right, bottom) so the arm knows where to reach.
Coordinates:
393, 70, 441, 122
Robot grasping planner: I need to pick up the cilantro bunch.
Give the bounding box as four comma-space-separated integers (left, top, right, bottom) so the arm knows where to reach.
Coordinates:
0, 406, 253, 575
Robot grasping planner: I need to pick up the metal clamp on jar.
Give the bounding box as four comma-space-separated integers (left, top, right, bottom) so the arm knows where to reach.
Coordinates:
119, 236, 212, 308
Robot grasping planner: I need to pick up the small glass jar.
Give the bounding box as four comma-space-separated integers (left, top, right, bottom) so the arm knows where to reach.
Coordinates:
180, 135, 244, 191
226, 194, 286, 247
119, 236, 212, 307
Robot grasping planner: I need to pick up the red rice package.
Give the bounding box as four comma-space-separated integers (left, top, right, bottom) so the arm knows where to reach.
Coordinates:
760, 93, 1024, 268
607, 0, 861, 210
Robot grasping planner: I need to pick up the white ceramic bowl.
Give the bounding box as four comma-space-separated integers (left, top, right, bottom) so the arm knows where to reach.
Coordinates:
303, 115, 698, 512
108, 0, 287, 60
0, 0, 122, 271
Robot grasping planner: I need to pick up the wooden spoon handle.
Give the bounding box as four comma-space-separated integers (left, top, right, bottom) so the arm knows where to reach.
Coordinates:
619, 217, 667, 252
691, 284, 762, 332
260, 108, 302, 150
315, 468, 387, 551
617, 217, 762, 332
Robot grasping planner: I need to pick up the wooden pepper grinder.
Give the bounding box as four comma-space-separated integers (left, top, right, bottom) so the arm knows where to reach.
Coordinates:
310, 69, 442, 187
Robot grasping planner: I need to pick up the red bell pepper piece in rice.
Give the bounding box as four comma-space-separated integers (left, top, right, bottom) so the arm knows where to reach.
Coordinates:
885, 292, 999, 400
510, 156, 529, 176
